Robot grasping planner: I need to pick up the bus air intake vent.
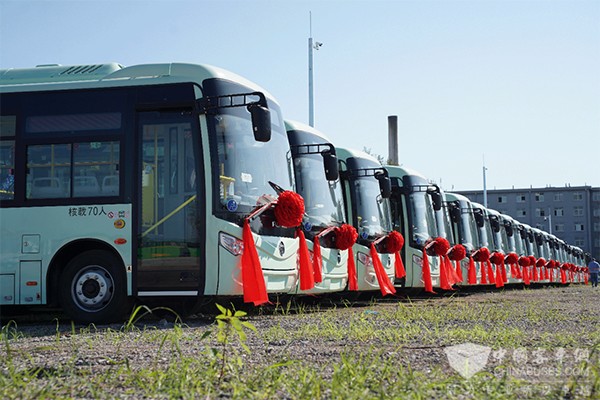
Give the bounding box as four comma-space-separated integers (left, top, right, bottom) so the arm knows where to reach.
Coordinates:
59, 65, 104, 75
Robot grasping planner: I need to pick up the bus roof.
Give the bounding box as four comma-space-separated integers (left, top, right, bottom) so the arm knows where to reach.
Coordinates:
0, 63, 276, 100
385, 165, 428, 181
284, 120, 333, 143
336, 147, 382, 165
445, 192, 470, 203
0, 63, 124, 85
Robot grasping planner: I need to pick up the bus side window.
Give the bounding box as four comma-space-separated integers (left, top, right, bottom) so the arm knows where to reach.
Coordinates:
0, 140, 15, 200
73, 141, 120, 198
27, 144, 71, 199
26, 141, 120, 199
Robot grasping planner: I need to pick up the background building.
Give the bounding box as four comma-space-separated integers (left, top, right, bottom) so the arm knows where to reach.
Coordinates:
457, 186, 600, 260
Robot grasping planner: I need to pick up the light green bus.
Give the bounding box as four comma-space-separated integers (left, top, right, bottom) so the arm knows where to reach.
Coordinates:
337, 147, 395, 293
0, 63, 299, 323
285, 120, 348, 294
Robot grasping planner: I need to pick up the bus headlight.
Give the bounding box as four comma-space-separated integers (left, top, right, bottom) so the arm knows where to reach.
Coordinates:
357, 252, 372, 267
219, 232, 244, 256
412, 254, 423, 267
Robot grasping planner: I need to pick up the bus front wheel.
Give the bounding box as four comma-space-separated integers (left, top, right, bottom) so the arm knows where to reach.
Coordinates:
59, 250, 129, 324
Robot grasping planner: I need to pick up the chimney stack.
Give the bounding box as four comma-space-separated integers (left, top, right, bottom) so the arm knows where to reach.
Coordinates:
388, 115, 398, 165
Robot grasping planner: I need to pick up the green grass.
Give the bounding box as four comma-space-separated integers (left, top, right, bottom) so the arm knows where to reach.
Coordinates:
1, 287, 599, 399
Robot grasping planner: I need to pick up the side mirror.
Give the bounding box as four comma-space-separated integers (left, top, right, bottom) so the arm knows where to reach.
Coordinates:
474, 209, 484, 228
430, 192, 442, 211
490, 216, 500, 232
321, 150, 339, 181
449, 203, 460, 223
247, 104, 271, 142
376, 172, 391, 199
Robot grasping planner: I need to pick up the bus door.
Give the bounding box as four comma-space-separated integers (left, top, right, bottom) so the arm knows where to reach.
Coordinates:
136, 111, 204, 295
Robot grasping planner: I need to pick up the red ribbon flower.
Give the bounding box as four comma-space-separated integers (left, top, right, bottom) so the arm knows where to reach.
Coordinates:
448, 244, 467, 261
431, 237, 450, 257
274, 191, 305, 228
505, 252, 519, 265
334, 224, 358, 290
472, 247, 490, 262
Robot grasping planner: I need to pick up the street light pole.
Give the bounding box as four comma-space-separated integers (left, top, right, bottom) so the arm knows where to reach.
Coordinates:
483, 156, 488, 208
308, 12, 321, 127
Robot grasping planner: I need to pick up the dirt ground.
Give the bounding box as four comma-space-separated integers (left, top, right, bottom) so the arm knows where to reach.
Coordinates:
2, 283, 599, 397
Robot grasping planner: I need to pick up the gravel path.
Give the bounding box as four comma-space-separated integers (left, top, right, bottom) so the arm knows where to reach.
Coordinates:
1, 284, 599, 398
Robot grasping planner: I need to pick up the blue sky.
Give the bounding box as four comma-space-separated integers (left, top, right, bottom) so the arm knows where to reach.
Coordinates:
1, 0, 598, 191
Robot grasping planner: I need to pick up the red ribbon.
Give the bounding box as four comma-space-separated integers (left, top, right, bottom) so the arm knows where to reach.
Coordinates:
495, 262, 505, 288
447, 244, 466, 284
312, 234, 323, 284
421, 248, 435, 293
296, 229, 314, 291
486, 260, 495, 283
370, 243, 396, 296
241, 219, 269, 306
312, 226, 336, 284
347, 248, 358, 290
560, 266, 567, 284
467, 256, 477, 284
395, 251, 406, 279
421, 247, 436, 294
454, 259, 464, 283
446, 255, 461, 286
332, 224, 358, 291
439, 255, 452, 290
510, 263, 519, 279
480, 259, 488, 284
386, 231, 406, 279
472, 248, 490, 285
522, 263, 531, 285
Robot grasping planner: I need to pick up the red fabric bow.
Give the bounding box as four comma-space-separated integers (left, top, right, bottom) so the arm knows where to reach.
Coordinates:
370, 241, 396, 296
274, 191, 305, 228
334, 224, 358, 290
448, 244, 466, 283
241, 219, 269, 305
467, 255, 477, 284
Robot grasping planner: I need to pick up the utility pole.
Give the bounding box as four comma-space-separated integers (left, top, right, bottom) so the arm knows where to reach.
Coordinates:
483, 156, 488, 208
308, 11, 322, 127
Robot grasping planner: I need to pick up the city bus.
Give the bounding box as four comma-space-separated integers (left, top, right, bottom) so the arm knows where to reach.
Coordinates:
337, 147, 396, 294
484, 208, 510, 287
445, 192, 487, 286
500, 213, 524, 284
386, 166, 445, 290
0, 62, 299, 323
285, 120, 348, 294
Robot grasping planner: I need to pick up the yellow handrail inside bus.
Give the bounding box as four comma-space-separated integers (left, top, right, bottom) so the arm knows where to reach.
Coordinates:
141, 194, 197, 238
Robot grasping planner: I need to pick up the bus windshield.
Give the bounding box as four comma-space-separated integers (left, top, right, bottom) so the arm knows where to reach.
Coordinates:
408, 191, 437, 247
345, 158, 391, 240
292, 153, 344, 229
351, 175, 391, 238
480, 214, 494, 248
458, 201, 477, 251
205, 80, 291, 222
435, 203, 454, 244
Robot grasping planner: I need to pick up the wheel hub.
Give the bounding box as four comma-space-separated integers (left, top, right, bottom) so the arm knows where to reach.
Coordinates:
73, 267, 113, 311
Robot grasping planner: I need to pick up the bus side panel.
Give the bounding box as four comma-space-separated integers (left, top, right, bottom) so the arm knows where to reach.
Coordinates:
0, 204, 132, 305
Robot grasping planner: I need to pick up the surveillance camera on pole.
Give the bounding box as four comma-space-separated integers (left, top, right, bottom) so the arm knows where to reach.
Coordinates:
308, 12, 322, 127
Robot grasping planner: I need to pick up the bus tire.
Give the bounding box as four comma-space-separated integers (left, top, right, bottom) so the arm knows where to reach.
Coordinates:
59, 250, 130, 324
